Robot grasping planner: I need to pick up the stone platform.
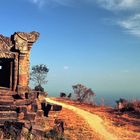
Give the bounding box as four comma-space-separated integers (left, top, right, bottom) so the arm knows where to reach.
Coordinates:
0, 89, 63, 139
0, 89, 46, 137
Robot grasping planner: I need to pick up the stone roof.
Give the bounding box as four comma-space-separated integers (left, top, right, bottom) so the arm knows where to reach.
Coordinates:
0, 51, 17, 58
0, 35, 13, 51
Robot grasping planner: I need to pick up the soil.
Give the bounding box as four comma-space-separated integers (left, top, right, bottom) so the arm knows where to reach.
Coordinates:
46, 97, 140, 140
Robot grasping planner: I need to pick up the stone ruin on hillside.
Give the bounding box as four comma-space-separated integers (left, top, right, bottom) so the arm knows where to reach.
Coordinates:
0, 32, 62, 139
0, 31, 39, 93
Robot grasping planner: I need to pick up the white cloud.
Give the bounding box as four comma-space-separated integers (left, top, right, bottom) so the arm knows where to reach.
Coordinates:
28, 0, 140, 38
64, 66, 69, 70
95, 0, 140, 37
96, 0, 140, 11
118, 14, 140, 37
51, 0, 74, 6
28, 0, 75, 8
28, 0, 140, 9
29, 0, 45, 8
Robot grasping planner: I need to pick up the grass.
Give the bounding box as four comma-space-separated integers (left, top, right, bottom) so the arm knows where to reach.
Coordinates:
52, 97, 140, 140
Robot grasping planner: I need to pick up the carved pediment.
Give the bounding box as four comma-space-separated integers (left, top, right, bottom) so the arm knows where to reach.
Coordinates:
0, 35, 13, 51
15, 31, 40, 43
14, 31, 40, 52
0, 31, 39, 54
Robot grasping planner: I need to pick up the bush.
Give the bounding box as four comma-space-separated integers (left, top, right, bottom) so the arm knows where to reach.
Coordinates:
116, 98, 140, 113
124, 102, 134, 112
131, 100, 140, 113
34, 85, 44, 92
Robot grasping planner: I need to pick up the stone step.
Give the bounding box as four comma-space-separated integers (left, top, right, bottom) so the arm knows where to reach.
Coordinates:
0, 100, 14, 105
15, 99, 32, 106
0, 117, 17, 125
19, 119, 35, 127
0, 111, 17, 118
16, 105, 27, 113
0, 95, 14, 100
0, 92, 13, 96
0, 91, 10, 95
25, 112, 36, 121
48, 111, 60, 118
32, 125, 45, 137
0, 105, 17, 111
0, 95, 13, 98
0, 90, 16, 95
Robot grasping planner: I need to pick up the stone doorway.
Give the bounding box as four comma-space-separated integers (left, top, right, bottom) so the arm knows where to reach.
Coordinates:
0, 58, 13, 89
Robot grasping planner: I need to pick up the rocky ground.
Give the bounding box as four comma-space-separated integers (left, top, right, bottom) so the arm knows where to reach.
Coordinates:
56, 108, 103, 140
0, 96, 139, 140
51, 97, 140, 140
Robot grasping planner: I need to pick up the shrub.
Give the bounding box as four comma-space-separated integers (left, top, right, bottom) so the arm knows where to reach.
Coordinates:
34, 85, 44, 92
116, 98, 140, 113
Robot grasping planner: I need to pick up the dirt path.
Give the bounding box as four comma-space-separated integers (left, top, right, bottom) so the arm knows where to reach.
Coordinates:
46, 98, 119, 140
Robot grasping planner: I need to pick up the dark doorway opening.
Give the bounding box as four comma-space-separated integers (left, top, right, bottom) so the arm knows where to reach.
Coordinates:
0, 58, 13, 89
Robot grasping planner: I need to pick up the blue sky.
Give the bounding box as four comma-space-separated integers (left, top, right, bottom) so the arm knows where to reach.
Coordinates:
0, 0, 140, 99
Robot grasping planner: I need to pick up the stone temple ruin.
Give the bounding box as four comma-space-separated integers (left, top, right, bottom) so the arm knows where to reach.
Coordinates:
0, 31, 39, 93
0, 32, 62, 139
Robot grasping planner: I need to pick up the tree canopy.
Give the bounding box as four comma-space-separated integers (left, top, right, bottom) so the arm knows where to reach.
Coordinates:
72, 84, 95, 103
30, 64, 49, 90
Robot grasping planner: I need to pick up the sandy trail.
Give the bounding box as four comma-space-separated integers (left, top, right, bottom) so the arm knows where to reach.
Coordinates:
46, 98, 119, 140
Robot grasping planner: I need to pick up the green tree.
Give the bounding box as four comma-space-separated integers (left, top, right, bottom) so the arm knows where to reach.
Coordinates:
30, 64, 49, 91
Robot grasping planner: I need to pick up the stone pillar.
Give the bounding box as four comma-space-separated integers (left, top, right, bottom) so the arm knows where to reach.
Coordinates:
13, 54, 18, 92
17, 53, 29, 94
14, 31, 39, 94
